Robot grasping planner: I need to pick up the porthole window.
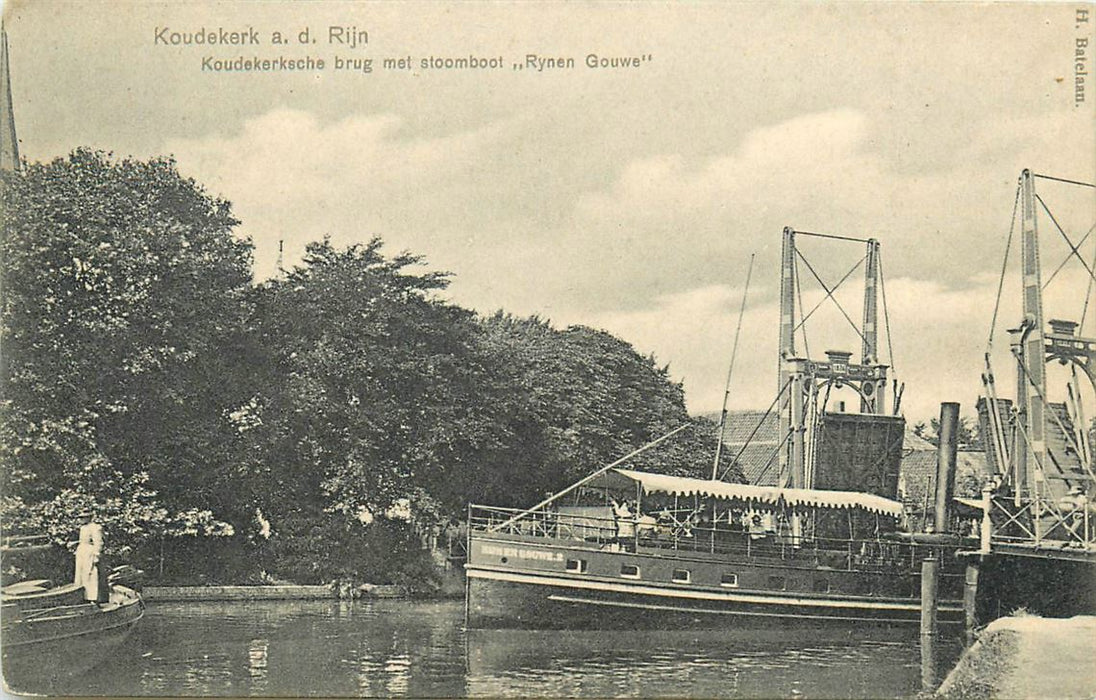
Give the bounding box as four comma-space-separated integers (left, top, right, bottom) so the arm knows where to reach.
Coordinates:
566, 558, 588, 573
671, 568, 690, 583
720, 573, 738, 587
620, 563, 640, 579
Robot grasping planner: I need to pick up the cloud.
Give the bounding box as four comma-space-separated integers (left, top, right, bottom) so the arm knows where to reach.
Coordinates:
577, 283, 781, 414
572, 266, 1095, 426
165, 108, 522, 278
161, 104, 1093, 427
169, 108, 495, 192
533, 104, 1094, 325
575, 109, 872, 227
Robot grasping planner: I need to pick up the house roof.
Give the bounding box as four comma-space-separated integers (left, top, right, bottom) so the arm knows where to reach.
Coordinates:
903, 429, 937, 452
714, 410, 782, 485
896, 426, 992, 512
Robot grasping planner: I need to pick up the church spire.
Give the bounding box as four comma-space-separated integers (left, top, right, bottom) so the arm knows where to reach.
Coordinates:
1, 25, 20, 172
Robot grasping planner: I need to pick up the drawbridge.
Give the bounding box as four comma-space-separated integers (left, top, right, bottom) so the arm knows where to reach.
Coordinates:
977, 169, 1096, 561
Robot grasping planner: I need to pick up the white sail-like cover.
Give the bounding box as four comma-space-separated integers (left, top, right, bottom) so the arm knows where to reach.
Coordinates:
594, 468, 905, 517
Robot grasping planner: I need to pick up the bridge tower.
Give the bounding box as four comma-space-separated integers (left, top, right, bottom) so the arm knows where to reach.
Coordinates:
777, 229, 897, 492
980, 169, 1096, 548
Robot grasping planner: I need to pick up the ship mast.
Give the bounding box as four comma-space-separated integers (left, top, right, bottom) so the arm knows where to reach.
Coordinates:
0, 25, 19, 172
712, 254, 755, 480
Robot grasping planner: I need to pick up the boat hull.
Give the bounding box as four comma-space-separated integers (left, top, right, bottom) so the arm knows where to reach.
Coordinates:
2, 585, 145, 691
465, 533, 965, 630
468, 569, 963, 629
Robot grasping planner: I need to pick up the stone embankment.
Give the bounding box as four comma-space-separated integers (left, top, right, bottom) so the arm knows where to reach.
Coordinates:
936, 615, 1096, 699
143, 584, 406, 601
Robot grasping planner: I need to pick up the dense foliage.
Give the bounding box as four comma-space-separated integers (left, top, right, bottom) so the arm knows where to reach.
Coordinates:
1, 151, 734, 586
1, 150, 248, 554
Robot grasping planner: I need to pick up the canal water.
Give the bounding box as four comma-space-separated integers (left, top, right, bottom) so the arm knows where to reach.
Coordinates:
32, 599, 961, 698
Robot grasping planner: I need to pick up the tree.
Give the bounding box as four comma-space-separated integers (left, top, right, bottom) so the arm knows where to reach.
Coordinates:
243, 238, 514, 522
2, 150, 751, 584
645, 414, 746, 483
474, 314, 730, 505
1, 149, 251, 546
914, 416, 981, 448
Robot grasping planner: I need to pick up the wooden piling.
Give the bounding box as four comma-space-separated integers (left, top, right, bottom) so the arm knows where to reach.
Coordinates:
921, 557, 939, 638
921, 556, 942, 693
920, 629, 938, 694
964, 561, 981, 645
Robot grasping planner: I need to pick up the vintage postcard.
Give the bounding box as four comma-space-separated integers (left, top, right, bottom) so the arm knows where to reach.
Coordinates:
1, 1, 1094, 698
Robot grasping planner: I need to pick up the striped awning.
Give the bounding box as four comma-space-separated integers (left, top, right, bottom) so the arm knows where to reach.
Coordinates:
590, 468, 905, 517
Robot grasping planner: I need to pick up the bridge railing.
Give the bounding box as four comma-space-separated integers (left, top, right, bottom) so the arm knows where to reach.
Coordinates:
988, 491, 1094, 549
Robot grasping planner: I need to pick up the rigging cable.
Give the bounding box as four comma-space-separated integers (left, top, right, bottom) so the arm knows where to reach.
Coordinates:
1081, 228, 1096, 332
877, 252, 896, 376
793, 230, 873, 244
795, 250, 869, 346
719, 377, 792, 482
712, 253, 756, 480
1032, 173, 1096, 189
792, 252, 868, 336
1014, 354, 1096, 483
1042, 222, 1094, 289
747, 428, 794, 488
986, 180, 1021, 352
1036, 194, 1096, 283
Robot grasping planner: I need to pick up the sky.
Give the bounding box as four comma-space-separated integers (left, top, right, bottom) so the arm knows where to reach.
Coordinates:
4, 1, 1095, 424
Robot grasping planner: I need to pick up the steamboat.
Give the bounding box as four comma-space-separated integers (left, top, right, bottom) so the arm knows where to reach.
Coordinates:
465, 229, 971, 629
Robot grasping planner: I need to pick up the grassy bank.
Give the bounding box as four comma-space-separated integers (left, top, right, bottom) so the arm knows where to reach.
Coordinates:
937, 615, 1096, 699
934, 625, 1020, 698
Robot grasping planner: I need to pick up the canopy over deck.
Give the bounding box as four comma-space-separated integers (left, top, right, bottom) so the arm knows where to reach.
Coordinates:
589, 468, 905, 517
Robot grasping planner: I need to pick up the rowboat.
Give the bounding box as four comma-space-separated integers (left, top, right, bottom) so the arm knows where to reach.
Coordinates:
1, 537, 145, 691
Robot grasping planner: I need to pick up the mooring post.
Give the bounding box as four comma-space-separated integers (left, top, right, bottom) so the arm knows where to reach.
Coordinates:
920, 629, 938, 694
920, 556, 940, 693
980, 483, 994, 553
920, 557, 938, 638
963, 562, 980, 644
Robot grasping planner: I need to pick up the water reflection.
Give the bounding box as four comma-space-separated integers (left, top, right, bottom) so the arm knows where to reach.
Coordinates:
246, 637, 268, 695
383, 654, 411, 696
465, 627, 953, 698
920, 633, 941, 695
40, 599, 958, 698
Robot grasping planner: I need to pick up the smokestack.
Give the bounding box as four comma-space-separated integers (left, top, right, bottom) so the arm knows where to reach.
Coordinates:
934, 402, 960, 532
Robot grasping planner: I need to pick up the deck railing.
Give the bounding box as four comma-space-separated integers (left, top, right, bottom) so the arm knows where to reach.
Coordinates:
468, 504, 962, 575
